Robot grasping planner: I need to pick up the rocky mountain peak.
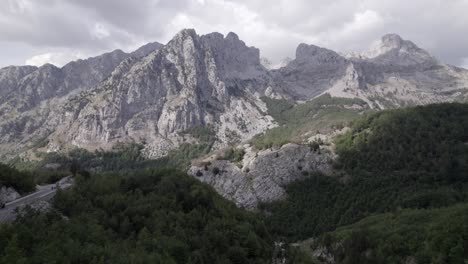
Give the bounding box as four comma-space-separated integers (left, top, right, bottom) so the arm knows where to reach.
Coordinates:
200, 30, 264, 80
272, 43, 349, 100
359, 34, 434, 65
39, 63, 60, 71
295, 43, 346, 64
378, 33, 424, 54
226, 32, 240, 41
380, 33, 404, 48
0, 29, 467, 161
130, 42, 164, 58
171, 28, 199, 44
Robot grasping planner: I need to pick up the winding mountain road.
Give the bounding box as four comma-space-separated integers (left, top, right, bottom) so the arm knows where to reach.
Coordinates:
0, 176, 73, 222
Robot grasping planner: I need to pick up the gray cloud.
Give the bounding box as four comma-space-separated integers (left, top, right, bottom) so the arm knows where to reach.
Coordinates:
0, 0, 467, 68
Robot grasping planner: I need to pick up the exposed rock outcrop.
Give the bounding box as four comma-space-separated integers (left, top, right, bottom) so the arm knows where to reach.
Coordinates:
272, 44, 349, 99
188, 143, 333, 209
0, 186, 20, 203
0, 40, 163, 159
276, 34, 468, 108
45, 29, 275, 156
0, 30, 468, 161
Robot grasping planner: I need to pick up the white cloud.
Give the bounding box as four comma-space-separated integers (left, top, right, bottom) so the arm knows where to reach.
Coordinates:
461, 58, 468, 69
6, 0, 31, 14
341, 10, 384, 38
25, 51, 87, 67
92, 23, 110, 39
2, 0, 468, 67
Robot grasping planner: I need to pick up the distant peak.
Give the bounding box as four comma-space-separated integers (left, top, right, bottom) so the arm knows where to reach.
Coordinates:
39, 63, 60, 70
226, 32, 239, 41
381, 33, 403, 46
131, 42, 163, 58
173, 28, 198, 40
354, 33, 431, 61
295, 43, 343, 62
378, 33, 412, 51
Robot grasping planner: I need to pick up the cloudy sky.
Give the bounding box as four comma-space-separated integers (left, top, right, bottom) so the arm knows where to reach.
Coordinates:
1, 0, 468, 68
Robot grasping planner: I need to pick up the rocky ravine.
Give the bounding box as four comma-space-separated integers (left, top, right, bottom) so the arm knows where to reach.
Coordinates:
188, 143, 333, 209
0, 29, 468, 162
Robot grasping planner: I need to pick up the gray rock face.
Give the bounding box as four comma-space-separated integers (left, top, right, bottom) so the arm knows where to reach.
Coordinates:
274, 34, 468, 108
272, 44, 349, 99
0, 42, 163, 117
0, 30, 468, 161
0, 41, 164, 159
43, 29, 274, 156
362, 33, 435, 65
0, 186, 20, 203
0, 65, 38, 99
129, 42, 164, 58
0, 50, 128, 117
188, 144, 333, 209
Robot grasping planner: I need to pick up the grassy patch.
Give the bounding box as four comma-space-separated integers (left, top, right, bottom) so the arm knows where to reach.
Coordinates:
251, 94, 369, 149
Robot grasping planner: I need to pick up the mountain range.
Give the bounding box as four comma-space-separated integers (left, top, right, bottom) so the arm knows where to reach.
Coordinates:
1, 28, 467, 161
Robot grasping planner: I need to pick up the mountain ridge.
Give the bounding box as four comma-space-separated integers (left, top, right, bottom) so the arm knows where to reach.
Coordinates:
1, 29, 468, 161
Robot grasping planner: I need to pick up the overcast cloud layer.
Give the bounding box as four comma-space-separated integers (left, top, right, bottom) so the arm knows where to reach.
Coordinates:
1, 0, 468, 68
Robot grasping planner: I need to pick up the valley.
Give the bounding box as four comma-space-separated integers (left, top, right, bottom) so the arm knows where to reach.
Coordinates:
0, 28, 467, 263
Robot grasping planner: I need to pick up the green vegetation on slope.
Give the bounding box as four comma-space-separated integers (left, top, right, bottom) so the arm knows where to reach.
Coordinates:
335, 103, 468, 179
0, 163, 35, 194
12, 125, 217, 175
264, 103, 468, 244
218, 147, 246, 163
251, 94, 369, 149
0, 169, 273, 263
321, 203, 468, 264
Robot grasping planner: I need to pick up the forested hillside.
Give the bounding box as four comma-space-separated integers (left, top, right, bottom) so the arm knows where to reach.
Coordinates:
0, 169, 273, 263
0, 163, 35, 194
322, 203, 468, 263
263, 103, 468, 262
3, 103, 468, 263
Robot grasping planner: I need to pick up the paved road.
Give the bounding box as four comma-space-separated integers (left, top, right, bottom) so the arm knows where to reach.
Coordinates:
0, 176, 73, 222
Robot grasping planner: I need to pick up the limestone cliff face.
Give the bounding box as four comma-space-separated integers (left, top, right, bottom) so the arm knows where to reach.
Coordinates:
272, 44, 349, 99
0, 42, 162, 160
46, 29, 274, 157
1, 30, 468, 161
188, 143, 333, 209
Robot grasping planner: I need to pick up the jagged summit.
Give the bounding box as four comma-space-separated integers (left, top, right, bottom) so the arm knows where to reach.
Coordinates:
381, 33, 404, 47
130, 42, 164, 58
353, 33, 434, 65
226, 32, 240, 41
0, 29, 467, 161
295, 43, 345, 64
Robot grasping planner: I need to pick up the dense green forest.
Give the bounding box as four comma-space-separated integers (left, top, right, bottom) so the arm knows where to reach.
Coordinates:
0, 169, 273, 263
263, 103, 468, 261
0, 163, 35, 194
320, 203, 468, 263
3, 102, 468, 263
251, 94, 369, 149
